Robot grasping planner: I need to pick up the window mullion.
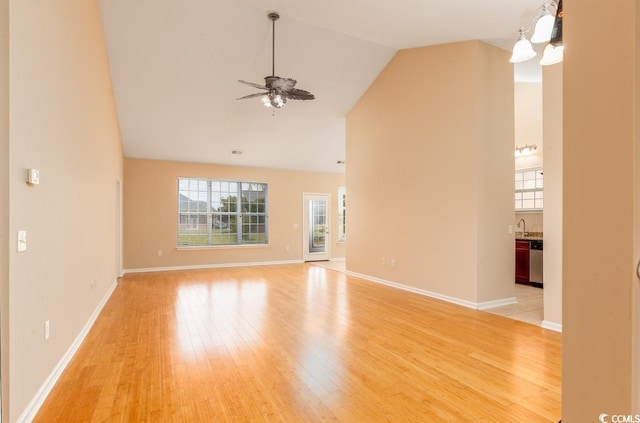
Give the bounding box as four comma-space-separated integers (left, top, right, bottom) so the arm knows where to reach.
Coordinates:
206, 181, 213, 245
236, 184, 242, 244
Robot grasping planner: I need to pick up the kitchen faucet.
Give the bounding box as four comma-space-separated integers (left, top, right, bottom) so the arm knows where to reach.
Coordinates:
517, 218, 528, 236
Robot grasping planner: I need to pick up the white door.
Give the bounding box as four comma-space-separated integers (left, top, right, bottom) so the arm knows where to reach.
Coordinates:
303, 193, 330, 262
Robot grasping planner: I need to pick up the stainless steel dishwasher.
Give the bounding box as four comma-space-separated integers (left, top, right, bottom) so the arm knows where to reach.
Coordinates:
529, 240, 543, 288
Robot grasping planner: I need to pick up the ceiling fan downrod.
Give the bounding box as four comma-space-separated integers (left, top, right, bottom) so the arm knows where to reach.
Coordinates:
268, 12, 279, 77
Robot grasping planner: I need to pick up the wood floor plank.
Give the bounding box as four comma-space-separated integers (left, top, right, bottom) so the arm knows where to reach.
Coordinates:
34, 264, 561, 422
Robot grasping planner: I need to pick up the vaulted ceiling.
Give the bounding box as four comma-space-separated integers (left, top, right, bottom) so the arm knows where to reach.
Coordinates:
98, 0, 543, 173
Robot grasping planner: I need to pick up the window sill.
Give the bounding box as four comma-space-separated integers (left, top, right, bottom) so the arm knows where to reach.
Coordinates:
177, 244, 270, 251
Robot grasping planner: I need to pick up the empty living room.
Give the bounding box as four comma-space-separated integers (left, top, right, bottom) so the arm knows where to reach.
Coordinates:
2, 1, 638, 422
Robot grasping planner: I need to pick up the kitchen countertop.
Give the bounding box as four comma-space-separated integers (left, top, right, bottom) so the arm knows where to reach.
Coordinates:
515, 232, 543, 241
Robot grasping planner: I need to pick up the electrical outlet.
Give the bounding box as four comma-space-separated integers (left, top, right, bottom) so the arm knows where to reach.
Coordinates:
508, 225, 513, 234
382, 258, 386, 265
26, 168, 40, 185
44, 320, 50, 340
157, 250, 163, 257
391, 259, 397, 268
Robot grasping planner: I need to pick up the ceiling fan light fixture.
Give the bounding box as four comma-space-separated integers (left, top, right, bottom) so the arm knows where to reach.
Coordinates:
262, 93, 286, 108
273, 94, 285, 108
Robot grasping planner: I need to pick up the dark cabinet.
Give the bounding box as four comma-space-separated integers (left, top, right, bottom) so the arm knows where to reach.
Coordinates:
515, 240, 530, 284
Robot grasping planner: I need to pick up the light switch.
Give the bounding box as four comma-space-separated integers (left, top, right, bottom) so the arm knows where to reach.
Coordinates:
17, 230, 27, 252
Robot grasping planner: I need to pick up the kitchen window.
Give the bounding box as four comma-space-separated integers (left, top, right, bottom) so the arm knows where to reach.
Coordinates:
178, 178, 268, 246
515, 167, 543, 211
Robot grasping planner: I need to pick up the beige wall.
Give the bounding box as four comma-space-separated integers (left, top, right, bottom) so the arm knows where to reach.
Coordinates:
635, 0, 640, 410
542, 63, 562, 329
563, 0, 637, 420
346, 41, 514, 306
123, 159, 345, 270
0, 0, 9, 419
515, 83, 542, 146
514, 82, 543, 170
9, 1, 123, 420
475, 42, 518, 303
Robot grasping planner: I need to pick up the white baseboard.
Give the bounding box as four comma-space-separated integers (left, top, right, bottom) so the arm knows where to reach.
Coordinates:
17, 280, 118, 423
330, 257, 346, 262
124, 259, 304, 274
345, 271, 517, 311
477, 297, 518, 310
346, 271, 481, 309
541, 320, 563, 332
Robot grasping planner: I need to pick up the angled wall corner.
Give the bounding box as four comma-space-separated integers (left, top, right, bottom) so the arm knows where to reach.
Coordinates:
346, 40, 514, 305
542, 63, 562, 329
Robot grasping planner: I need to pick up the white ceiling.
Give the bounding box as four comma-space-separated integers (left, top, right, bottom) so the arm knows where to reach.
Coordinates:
98, 0, 544, 173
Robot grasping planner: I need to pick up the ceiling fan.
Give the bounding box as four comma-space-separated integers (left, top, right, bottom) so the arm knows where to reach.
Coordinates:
237, 12, 315, 109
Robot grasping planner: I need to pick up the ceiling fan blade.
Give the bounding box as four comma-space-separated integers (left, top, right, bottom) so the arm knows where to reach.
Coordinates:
285, 88, 315, 101
238, 80, 268, 90
236, 92, 266, 100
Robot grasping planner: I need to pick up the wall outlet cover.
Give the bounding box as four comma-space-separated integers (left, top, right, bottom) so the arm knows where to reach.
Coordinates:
26, 168, 40, 185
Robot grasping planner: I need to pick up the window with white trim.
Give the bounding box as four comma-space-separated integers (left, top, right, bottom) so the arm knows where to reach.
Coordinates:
337, 186, 346, 242
178, 178, 268, 246
515, 167, 543, 211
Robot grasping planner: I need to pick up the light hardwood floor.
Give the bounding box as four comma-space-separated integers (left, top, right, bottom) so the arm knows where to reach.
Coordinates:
35, 264, 561, 422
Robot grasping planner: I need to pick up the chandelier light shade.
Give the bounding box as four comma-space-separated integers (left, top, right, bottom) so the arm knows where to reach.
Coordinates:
509, 1, 563, 65
509, 29, 537, 63
540, 44, 564, 66
531, 6, 555, 43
